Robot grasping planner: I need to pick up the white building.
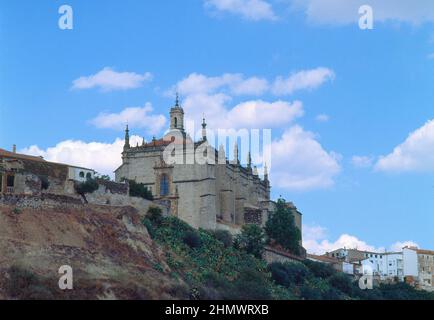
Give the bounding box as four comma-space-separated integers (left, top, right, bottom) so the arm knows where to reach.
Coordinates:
383, 252, 404, 281
68, 166, 96, 182
360, 252, 403, 281
327, 248, 405, 281
403, 246, 434, 290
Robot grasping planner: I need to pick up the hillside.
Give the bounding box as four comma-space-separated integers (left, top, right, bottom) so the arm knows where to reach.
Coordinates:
142, 213, 434, 300
0, 199, 433, 300
0, 201, 185, 300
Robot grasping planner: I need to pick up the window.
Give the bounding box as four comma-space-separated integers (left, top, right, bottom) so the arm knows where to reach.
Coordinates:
174, 117, 178, 128
86, 172, 92, 179
7, 175, 14, 187
6, 175, 14, 193
160, 174, 169, 196
79, 171, 85, 178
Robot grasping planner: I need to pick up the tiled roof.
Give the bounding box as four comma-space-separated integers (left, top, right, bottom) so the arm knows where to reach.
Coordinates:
0, 148, 46, 162
0, 148, 95, 171
416, 249, 434, 256
307, 254, 340, 263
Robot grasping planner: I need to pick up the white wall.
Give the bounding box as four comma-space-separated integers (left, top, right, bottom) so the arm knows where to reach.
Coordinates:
342, 262, 354, 275
384, 253, 404, 280
68, 167, 95, 182
403, 248, 418, 277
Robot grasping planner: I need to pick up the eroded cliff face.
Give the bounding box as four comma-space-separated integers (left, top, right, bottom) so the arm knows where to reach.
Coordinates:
0, 202, 185, 300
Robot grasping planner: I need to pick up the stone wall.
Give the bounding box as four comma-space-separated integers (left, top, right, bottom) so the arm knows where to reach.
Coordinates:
216, 220, 242, 236
0, 193, 83, 210
244, 207, 262, 225
263, 246, 305, 265
0, 190, 168, 219
84, 181, 168, 217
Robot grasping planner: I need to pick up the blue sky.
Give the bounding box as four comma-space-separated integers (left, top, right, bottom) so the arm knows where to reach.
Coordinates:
1, 0, 434, 253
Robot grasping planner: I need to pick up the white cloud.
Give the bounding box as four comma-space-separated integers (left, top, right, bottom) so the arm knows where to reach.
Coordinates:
390, 241, 419, 252
72, 67, 152, 92
205, 0, 277, 21
175, 73, 269, 96
351, 155, 374, 168
90, 103, 167, 135
170, 71, 340, 190
315, 114, 330, 122
226, 100, 304, 128
231, 77, 270, 95
269, 126, 341, 190
182, 92, 304, 130
175, 70, 334, 98
172, 69, 333, 131
303, 224, 384, 254
271, 67, 335, 95
20, 136, 143, 178
375, 120, 434, 173
303, 224, 418, 255
290, 0, 434, 25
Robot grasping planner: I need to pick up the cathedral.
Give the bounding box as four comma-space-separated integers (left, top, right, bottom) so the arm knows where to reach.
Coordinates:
115, 98, 274, 232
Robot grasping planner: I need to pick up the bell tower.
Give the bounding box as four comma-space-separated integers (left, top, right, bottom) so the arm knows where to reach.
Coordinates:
170, 93, 185, 133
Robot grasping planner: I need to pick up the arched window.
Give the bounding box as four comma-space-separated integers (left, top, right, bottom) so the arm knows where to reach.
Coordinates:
86, 172, 92, 180
79, 171, 85, 178
174, 117, 178, 128
160, 174, 169, 196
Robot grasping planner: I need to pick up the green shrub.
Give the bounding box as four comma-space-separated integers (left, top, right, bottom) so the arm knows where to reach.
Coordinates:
211, 230, 233, 248
322, 287, 342, 300
304, 259, 336, 279
183, 231, 202, 249
268, 262, 292, 287
300, 284, 322, 300
375, 282, 434, 300
269, 262, 310, 287
235, 224, 265, 259
74, 178, 99, 195
199, 271, 233, 300
227, 267, 272, 300
201, 267, 271, 300
128, 180, 153, 200
142, 218, 155, 238
147, 207, 163, 226
328, 273, 354, 296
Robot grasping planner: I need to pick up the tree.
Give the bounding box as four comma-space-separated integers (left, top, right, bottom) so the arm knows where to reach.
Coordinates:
97, 174, 111, 181
74, 178, 99, 196
269, 262, 310, 287
235, 224, 266, 259
128, 179, 153, 200
265, 198, 301, 254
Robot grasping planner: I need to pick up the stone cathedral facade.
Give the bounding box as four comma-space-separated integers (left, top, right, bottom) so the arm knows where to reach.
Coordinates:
115, 99, 274, 231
